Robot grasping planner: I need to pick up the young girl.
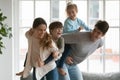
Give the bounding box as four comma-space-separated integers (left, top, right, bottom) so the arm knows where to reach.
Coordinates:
63, 2, 91, 33
16, 17, 59, 80
58, 2, 92, 75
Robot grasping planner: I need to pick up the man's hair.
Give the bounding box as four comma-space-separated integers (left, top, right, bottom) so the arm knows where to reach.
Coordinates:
95, 20, 109, 35
49, 21, 63, 34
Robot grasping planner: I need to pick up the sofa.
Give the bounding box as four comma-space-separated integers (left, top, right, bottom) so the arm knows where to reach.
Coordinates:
20, 72, 120, 80
82, 72, 120, 80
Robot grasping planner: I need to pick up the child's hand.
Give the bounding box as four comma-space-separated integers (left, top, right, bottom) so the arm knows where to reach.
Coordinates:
78, 27, 83, 31
52, 52, 59, 58
28, 28, 34, 36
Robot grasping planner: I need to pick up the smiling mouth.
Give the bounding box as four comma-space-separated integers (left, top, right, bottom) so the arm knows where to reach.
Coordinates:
58, 33, 62, 35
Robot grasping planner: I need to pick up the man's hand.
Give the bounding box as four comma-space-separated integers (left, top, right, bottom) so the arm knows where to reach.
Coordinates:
66, 56, 73, 64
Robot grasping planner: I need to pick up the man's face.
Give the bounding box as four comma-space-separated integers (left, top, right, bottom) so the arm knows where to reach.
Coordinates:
91, 27, 104, 41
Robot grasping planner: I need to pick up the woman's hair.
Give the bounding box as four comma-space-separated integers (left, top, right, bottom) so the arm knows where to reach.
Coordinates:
95, 20, 109, 35
40, 32, 53, 49
49, 21, 63, 34
66, 2, 78, 13
32, 17, 47, 29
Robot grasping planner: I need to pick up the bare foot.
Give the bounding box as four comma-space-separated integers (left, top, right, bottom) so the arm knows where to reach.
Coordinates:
58, 68, 66, 76
16, 71, 23, 76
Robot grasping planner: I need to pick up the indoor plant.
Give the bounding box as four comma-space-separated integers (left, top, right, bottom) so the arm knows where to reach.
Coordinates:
0, 9, 12, 54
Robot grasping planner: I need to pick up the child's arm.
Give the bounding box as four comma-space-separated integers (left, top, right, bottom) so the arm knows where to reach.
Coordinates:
78, 19, 92, 31
44, 54, 54, 64
57, 37, 64, 59
44, 41, 59, 64
44, 52, 58, 65
57, 37, 64, 53
57, 44, 71, 68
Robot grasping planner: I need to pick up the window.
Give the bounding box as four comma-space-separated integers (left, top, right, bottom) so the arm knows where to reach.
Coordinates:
14, 0, 120, 77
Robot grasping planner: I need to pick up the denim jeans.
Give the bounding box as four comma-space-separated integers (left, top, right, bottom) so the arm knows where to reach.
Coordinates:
59, 63, 83, 80
33, 67, 58, 80
46, 67, 58, 80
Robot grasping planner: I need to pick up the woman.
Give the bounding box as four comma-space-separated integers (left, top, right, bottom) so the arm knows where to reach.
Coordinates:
16, 17, 59, 80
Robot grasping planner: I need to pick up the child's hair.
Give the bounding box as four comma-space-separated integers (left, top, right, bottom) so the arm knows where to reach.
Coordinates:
66, 2, 78, 13
32, 17, 47, 29
95, 20, 109, 35
49, 21, 63, 34
40, 32, 53, 50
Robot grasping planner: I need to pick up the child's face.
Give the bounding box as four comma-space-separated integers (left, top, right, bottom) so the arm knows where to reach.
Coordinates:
91, 27, 104, 41
67, 8, 77, 20
33, 24, 47, 39
51, 28, 63, 39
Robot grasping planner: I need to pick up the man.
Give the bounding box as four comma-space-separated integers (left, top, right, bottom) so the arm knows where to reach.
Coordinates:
59, 20, 109, 80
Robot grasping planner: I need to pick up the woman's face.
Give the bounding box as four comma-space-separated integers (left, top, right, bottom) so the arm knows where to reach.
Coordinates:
91, 27, 104, 41
51, 28, 63, 40
33, 24, 47, 39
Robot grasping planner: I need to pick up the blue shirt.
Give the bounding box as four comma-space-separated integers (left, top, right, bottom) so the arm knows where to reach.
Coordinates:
63, 17, 91, 33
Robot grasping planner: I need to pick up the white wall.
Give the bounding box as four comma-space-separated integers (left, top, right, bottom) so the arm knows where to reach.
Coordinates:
0, 0, 13, 80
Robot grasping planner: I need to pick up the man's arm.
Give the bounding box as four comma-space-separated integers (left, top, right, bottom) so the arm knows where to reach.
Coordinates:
62, 32, 80, 44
